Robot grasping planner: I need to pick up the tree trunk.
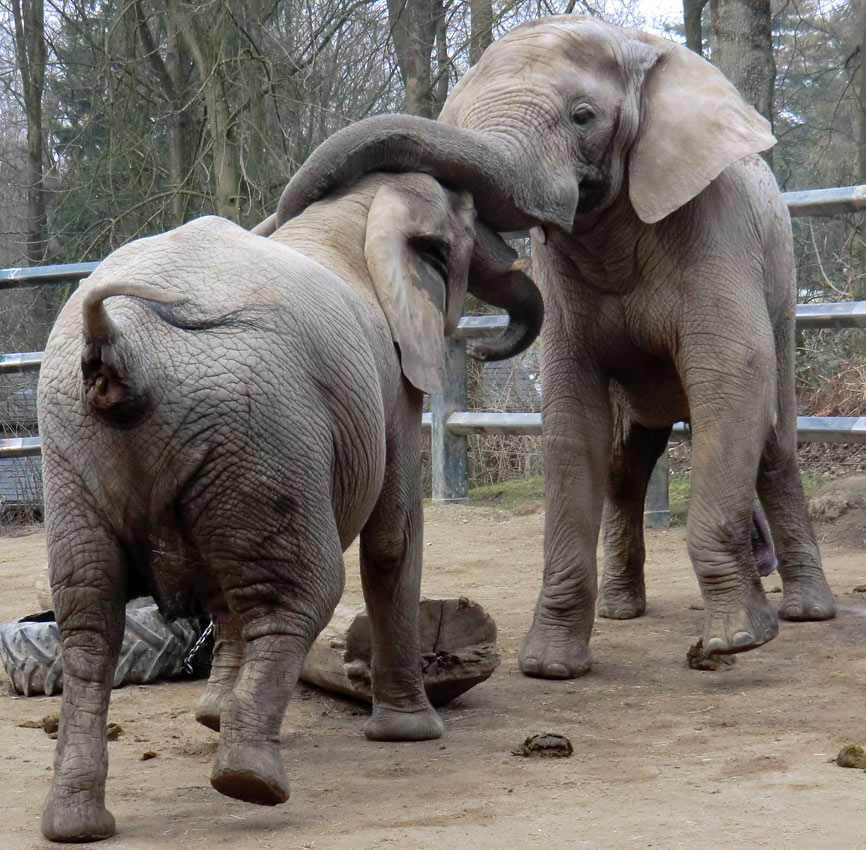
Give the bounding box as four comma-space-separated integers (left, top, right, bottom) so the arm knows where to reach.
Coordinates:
683, 0, 709, 55
134, 2, 191, 227
856, 0, 866, 297
709, 0, 775, 166
11, 0, 48, 265
859, 0, 866, 185
168, 0, 241, 220
432, 0, 449, 115
300, 597, 500, 706
470, 0, 494, 65
387, 0, 438, 117
165, 16, 192, 227
709, 0, 775, 124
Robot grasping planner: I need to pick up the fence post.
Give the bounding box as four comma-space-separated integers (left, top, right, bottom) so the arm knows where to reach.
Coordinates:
431, 338, 469, 504
643, 450, 670, 528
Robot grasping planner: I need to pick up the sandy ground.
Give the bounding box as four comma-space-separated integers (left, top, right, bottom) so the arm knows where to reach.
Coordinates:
1, 505, 865, 850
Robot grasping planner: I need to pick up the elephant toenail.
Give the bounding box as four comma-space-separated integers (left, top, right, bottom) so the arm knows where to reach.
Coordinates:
731, 631, 754, 648
705, 637, 727, 654
521, 657, 540, 674
545, 663, 570, 679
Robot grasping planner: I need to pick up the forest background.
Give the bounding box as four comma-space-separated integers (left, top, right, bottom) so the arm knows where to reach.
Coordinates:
0, 0, 864, 491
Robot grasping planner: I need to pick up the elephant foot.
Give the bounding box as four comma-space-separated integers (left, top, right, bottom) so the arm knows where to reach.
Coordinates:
596, 578, 646, 620
364, 704, 444, 742
703, 593, 778, 655
42, 790, 116, 843
779, 574, 837, 621
211, 742, 289, 806
195, 685, 230, 732
518, 623, 592, 679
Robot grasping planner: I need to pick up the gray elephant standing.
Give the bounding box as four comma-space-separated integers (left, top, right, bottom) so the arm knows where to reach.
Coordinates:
268, 15, 836, 681
38, 173, 541, 842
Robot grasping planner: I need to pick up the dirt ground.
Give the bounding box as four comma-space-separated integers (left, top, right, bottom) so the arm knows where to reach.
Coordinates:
1, 505, 865, 850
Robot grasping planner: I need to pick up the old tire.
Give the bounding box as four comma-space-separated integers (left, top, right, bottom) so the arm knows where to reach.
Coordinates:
0, 606, 208, 696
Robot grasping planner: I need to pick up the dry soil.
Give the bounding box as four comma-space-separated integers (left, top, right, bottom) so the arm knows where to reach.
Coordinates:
1, 505, 865, 849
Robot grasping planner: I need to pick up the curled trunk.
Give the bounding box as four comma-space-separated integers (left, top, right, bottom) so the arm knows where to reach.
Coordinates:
274, 114, 578, 233
467, 224, 542, 362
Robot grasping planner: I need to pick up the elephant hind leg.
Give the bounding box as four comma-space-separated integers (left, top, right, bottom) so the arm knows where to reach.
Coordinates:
209, 518, 345, 806
195, 603, 243, 732
756, 427, 836, 621
598, 413, 671, 620
359, 386, 443, 742
42, 519, 127, 843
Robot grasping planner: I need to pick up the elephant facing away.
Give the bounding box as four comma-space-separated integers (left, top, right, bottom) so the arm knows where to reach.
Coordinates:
262, 15, 836, 681
37, 173, 542, 842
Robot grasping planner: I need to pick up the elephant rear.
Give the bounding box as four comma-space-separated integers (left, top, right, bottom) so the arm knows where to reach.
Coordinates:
39, 216, 388, 613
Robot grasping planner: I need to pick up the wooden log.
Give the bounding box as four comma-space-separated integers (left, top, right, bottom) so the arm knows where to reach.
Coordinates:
300, 597, 500, 706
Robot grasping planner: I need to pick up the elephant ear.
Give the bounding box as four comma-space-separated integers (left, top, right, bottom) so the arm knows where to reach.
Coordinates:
628, 41, 776, 224
364, 180, 475, 394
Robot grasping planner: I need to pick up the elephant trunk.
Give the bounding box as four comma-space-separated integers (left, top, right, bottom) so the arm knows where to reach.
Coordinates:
465, 224, 543, 362
274, 115, 579, 233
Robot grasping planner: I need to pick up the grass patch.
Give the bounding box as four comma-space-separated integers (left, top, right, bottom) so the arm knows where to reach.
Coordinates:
461, 469, 822, 521
800, 471, 826, 498
469, 475, 544, 510
669, 474, 690, 526
668, 470, 824, 527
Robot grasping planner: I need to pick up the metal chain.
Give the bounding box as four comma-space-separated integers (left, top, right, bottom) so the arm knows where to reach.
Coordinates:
182, 620, 214, 674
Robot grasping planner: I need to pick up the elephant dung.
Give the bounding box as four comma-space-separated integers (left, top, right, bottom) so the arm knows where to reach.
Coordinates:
834, 744, 866, 769
511, 733, 573, 758
300, 597, 500, 706
686, 639, 737, 671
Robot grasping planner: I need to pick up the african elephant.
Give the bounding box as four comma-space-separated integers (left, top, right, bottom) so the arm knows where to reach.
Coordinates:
37, 172, 541, 842
265, 15, 836, 681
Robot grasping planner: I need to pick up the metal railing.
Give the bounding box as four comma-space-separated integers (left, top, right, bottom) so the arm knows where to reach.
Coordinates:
3, 185, 866, 517
421, 183, 866, 515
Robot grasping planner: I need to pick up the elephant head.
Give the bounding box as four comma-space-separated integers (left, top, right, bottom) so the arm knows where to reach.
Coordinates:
270, 15, 774, 234
359, 175, 543, 392
268, 164, 543, 386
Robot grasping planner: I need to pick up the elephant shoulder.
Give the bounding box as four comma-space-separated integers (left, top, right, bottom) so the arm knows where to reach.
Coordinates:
687, 156, 787, 243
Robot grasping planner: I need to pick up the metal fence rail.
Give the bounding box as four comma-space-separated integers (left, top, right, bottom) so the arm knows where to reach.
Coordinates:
3, 184, 866, 516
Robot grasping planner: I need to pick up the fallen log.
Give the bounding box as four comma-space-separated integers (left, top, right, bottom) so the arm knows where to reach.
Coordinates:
300, 597, 500, 706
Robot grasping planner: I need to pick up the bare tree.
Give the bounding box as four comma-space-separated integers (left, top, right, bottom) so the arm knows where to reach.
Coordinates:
709, 0, 775, 124
387, 0, 440, 116
168, 0, 242, 220
860, 0, 866, 185
683, 0, 708, 54
10, 0, 46, 263
470, 0, 493, 64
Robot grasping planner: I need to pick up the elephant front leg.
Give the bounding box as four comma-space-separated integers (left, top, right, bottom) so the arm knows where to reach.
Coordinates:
41, 527, 126, 843
684, 345, 779, 654
359, 387, 443, 742
519, 360, 612, 679
598, 411, 671, 620
195, 604, 243, 732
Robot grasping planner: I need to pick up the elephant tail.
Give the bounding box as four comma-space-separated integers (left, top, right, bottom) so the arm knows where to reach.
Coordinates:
80, 282, 187, 425
82, 281, 188, 346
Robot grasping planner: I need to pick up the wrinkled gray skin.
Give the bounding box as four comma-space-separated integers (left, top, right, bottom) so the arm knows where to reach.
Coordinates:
37, 172, 542, 842
266, 15, 836, 682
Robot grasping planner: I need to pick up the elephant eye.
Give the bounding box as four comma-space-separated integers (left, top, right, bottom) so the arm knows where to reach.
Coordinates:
412, 236, 450, 281
571, 105, 595, 127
